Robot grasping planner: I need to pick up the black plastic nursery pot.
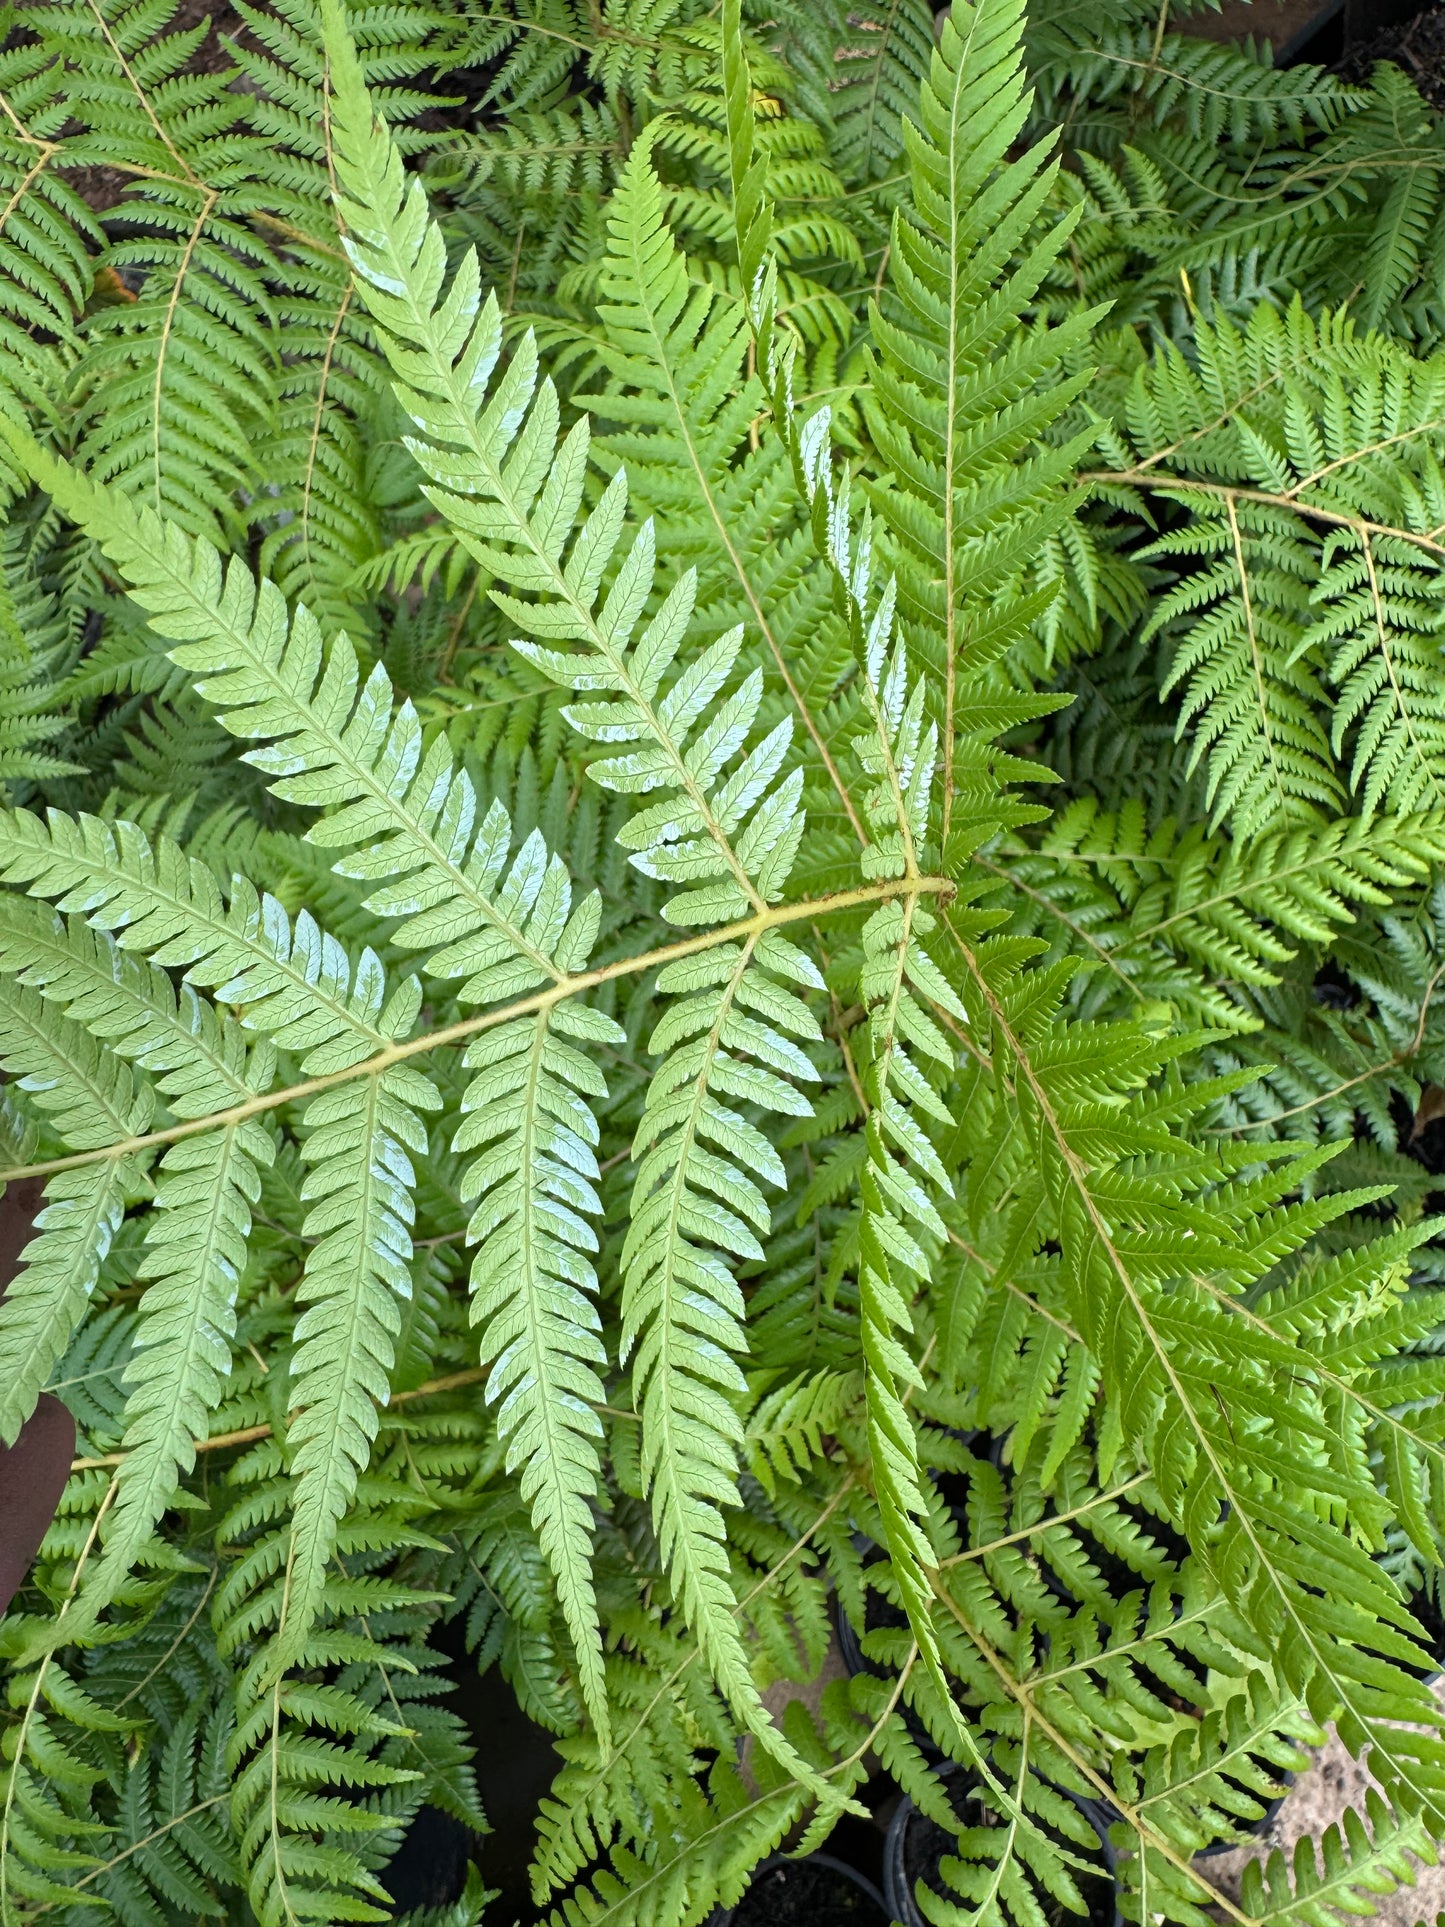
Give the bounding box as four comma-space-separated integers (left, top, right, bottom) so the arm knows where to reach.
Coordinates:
1334, 9, 1445, 141
715, 1851, 890, 1927
1407, 1582, 1445, 1679
884, 1774, 1120, 1927
435, 1612, 560, 1922
0, 1395, 76, 1617
0, 1178, 73, 1618
380, 1804, 478, 1915
835, 1579, 904, 1684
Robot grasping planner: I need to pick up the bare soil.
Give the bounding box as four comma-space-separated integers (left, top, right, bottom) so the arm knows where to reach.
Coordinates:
1196, 1677, 1445, 1923
1337, 4, 1445, 108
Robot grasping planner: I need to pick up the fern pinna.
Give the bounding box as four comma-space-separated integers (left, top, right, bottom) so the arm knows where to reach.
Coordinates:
5, 1, 1445, 1925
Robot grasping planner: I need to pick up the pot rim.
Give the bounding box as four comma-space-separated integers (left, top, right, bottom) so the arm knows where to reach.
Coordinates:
712, 1848, 889, 1927
882, 1770, 1121, 1927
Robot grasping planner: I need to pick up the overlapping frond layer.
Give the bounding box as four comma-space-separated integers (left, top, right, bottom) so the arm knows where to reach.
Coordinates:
6, 3, 1445, 1925
735, 0, 1445, 1899
1100, 302, 1445, 838
1000, 801, 1445, 1026
0, 432, 624, 1726
584, 138, 861, 840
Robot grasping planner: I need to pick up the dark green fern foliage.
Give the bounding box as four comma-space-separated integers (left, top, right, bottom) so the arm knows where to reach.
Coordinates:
6, 3, 1445, 1925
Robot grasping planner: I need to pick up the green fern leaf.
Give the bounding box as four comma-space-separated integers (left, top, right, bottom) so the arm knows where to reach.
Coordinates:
281, 1061, 436, 1669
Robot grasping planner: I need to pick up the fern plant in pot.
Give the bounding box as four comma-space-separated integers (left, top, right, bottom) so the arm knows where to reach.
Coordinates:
6, 0, 1445, 1922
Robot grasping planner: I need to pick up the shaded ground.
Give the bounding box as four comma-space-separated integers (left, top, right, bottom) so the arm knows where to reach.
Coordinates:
1337, 2, 1445, 106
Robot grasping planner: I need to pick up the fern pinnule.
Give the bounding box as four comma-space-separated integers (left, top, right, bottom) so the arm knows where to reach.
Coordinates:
85, 1120, 269, 1633
0, 919, 208, 1464
454, 995, 619, 1744
279, 1061, 434, 1673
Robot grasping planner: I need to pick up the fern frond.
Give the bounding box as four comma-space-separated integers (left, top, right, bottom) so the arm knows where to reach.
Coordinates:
281, 1061, 435, 1668
746, 1369, 862, 1494
319, 0, 845, 1791
728, 0, 1091, 1754
824, 0, 938, 188
865, 0, 1100, 838
583, 133, 864, 842
10, 2, 1445, 1919
88, 1693, 240, 1920
0, 809, 400, 1065
0, 447, 632, 1716
1102, 300, 1445, 836
1145, 493, 1342, 833
1000, 802, 1445, 1025
1027, 17, 1361, 145
222, 1482, 437, 1927
455, 997, 617, 1740
0, 549, 80, 788
0, 984, 151, 1444
83, 1119, 271, 1624
1240, 1789, 1436, 1927
0, 1158, 131, 1451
